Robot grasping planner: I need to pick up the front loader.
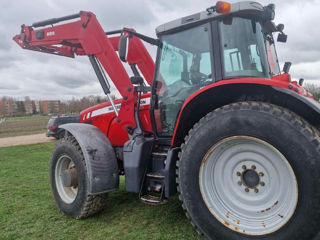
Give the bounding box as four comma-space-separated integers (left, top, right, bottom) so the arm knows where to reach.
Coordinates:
14, 2, 320, 240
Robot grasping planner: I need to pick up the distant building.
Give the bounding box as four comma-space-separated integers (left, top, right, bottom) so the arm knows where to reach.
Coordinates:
0, 101, 4, 116
0, 99, 17, 116
40, 100, 60, 114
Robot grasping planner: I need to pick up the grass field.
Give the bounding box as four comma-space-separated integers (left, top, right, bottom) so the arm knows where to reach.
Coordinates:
0, 116, 51, 138
5, 116, 52, 122
0, 142, 201, 240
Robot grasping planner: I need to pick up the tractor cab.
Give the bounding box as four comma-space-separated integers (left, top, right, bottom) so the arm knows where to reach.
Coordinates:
152, 1, 287, 136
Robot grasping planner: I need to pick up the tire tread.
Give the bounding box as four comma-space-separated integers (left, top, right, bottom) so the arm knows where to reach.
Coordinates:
55, 136, 105, 219
176, 101, 320, 240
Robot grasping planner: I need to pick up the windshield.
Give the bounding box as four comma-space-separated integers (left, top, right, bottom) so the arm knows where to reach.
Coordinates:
155, 23, 213, 136
265, 35, 281, 76
219, 17, 271, 79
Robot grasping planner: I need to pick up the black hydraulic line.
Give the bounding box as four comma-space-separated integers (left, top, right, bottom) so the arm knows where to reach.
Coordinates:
133, 91, 143, 137
88, 55, 110, 95
96, 56, 111, 90
88, 55, 119, 116
32, 12, 81, 28
105, 30, 123, 35
130, 64, 140, 77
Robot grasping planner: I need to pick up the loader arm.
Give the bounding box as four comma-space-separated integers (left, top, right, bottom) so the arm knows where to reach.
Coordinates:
13, 11, 155, 131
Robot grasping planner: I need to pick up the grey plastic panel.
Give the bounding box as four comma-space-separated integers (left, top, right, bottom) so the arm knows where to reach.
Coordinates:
59, 123, 119, 195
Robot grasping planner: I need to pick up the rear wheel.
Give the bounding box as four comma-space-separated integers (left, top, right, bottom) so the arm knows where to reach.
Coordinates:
50, 136, 105, 219
177, 102, 320, 240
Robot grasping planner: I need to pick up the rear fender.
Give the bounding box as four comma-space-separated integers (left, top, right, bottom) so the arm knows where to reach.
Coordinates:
60, 123, 119, 195
171, 83, 320, 147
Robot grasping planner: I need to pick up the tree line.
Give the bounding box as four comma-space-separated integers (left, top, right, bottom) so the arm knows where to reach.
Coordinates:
0, 95, 115, 117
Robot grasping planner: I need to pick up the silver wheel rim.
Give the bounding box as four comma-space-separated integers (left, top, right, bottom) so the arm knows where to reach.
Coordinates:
199, 136, 298, 236
55, 155, 78, 204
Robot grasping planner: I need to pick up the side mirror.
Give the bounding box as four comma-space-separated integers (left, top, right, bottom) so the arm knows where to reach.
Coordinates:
299, 78, 304, 86
276, 24, 284, 32
277, 33, 287, 43
118, 35, 129, 62
283, 62, 292, 73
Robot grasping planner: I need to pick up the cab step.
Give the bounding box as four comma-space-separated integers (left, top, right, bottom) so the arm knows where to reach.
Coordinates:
140, 194, 162, 205
139, 172, 165, 205
146, 172, 165, 179
152, 152, 167, 157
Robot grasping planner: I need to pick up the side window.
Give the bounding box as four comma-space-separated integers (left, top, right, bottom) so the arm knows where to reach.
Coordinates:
155, 23, 213, 136
249, 44, 262, 72
158, 43, 184, 85
220, 18, 270, 78
266, 40, 281, 76
200, 52, 212, 75
223, 48, 243, 72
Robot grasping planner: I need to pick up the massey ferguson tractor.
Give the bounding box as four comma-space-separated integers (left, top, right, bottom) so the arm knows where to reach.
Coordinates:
13, 1, 320, 239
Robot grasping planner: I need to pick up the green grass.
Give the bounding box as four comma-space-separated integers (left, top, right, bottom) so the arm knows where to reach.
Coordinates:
0, 143, 201, 240
5, 116, 51, 122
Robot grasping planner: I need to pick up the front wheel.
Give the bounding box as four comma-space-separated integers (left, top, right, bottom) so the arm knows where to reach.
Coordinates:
50, 136, 106, 219
177, 102, 320, 240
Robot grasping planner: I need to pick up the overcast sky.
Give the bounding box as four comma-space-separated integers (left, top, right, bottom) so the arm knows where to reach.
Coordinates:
0, 0, 319, 100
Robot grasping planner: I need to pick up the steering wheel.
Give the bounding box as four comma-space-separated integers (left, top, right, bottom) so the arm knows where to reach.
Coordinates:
190, 71, 212, 85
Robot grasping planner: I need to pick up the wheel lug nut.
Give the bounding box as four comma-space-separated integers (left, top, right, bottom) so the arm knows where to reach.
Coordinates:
260, 181, 265, 187
251, 165, 256, 170
259, 172, 264, 177
238, 181, 242, 186
245, 188, 249, 192
242, 165, 247, 170
236, 171, 241, 176
254, 188, 259, 193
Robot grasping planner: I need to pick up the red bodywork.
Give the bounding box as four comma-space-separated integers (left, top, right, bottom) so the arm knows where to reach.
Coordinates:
80, 93, 152, 146
80, 72, 311, 147
172, 74, 312, 145
13, 11, 313, 148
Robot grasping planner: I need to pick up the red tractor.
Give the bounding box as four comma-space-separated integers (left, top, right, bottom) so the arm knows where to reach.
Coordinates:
14, 2, 320, 239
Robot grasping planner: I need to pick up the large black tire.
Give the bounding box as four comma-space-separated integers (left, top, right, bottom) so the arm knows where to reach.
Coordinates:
50, 136, 106, 219
177, 102, 320, 240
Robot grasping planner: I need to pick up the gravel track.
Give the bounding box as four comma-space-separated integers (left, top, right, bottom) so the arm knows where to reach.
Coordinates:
0, 133, 55, 147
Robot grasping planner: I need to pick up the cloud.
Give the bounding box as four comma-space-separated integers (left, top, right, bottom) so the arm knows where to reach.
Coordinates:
0, 34, 11, 51
291, 61, 320, 81
0, 82, 17, 90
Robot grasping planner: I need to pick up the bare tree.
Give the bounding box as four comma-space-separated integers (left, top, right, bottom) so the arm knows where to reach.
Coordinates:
0, 102, 5, 117
304, 83, 320, 101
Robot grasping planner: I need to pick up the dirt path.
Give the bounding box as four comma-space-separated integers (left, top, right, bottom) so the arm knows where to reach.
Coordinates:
0, 133, 56, 147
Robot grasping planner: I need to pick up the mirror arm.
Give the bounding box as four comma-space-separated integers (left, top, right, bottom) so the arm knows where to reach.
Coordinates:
122, 29, 162, 47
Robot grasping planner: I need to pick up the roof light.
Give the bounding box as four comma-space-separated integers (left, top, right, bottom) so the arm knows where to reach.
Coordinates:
216, 1, 231, 14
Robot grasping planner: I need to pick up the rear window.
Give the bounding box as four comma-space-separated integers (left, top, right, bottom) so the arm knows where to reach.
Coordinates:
47, 118, 56, 127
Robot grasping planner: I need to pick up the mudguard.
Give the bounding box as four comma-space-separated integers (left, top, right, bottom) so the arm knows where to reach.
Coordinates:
59, 123, 119, 195
171, 82, 320, 147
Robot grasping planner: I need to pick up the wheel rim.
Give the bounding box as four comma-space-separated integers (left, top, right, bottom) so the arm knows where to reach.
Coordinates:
199, 136, 298, 236
55, 155, 78, 204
